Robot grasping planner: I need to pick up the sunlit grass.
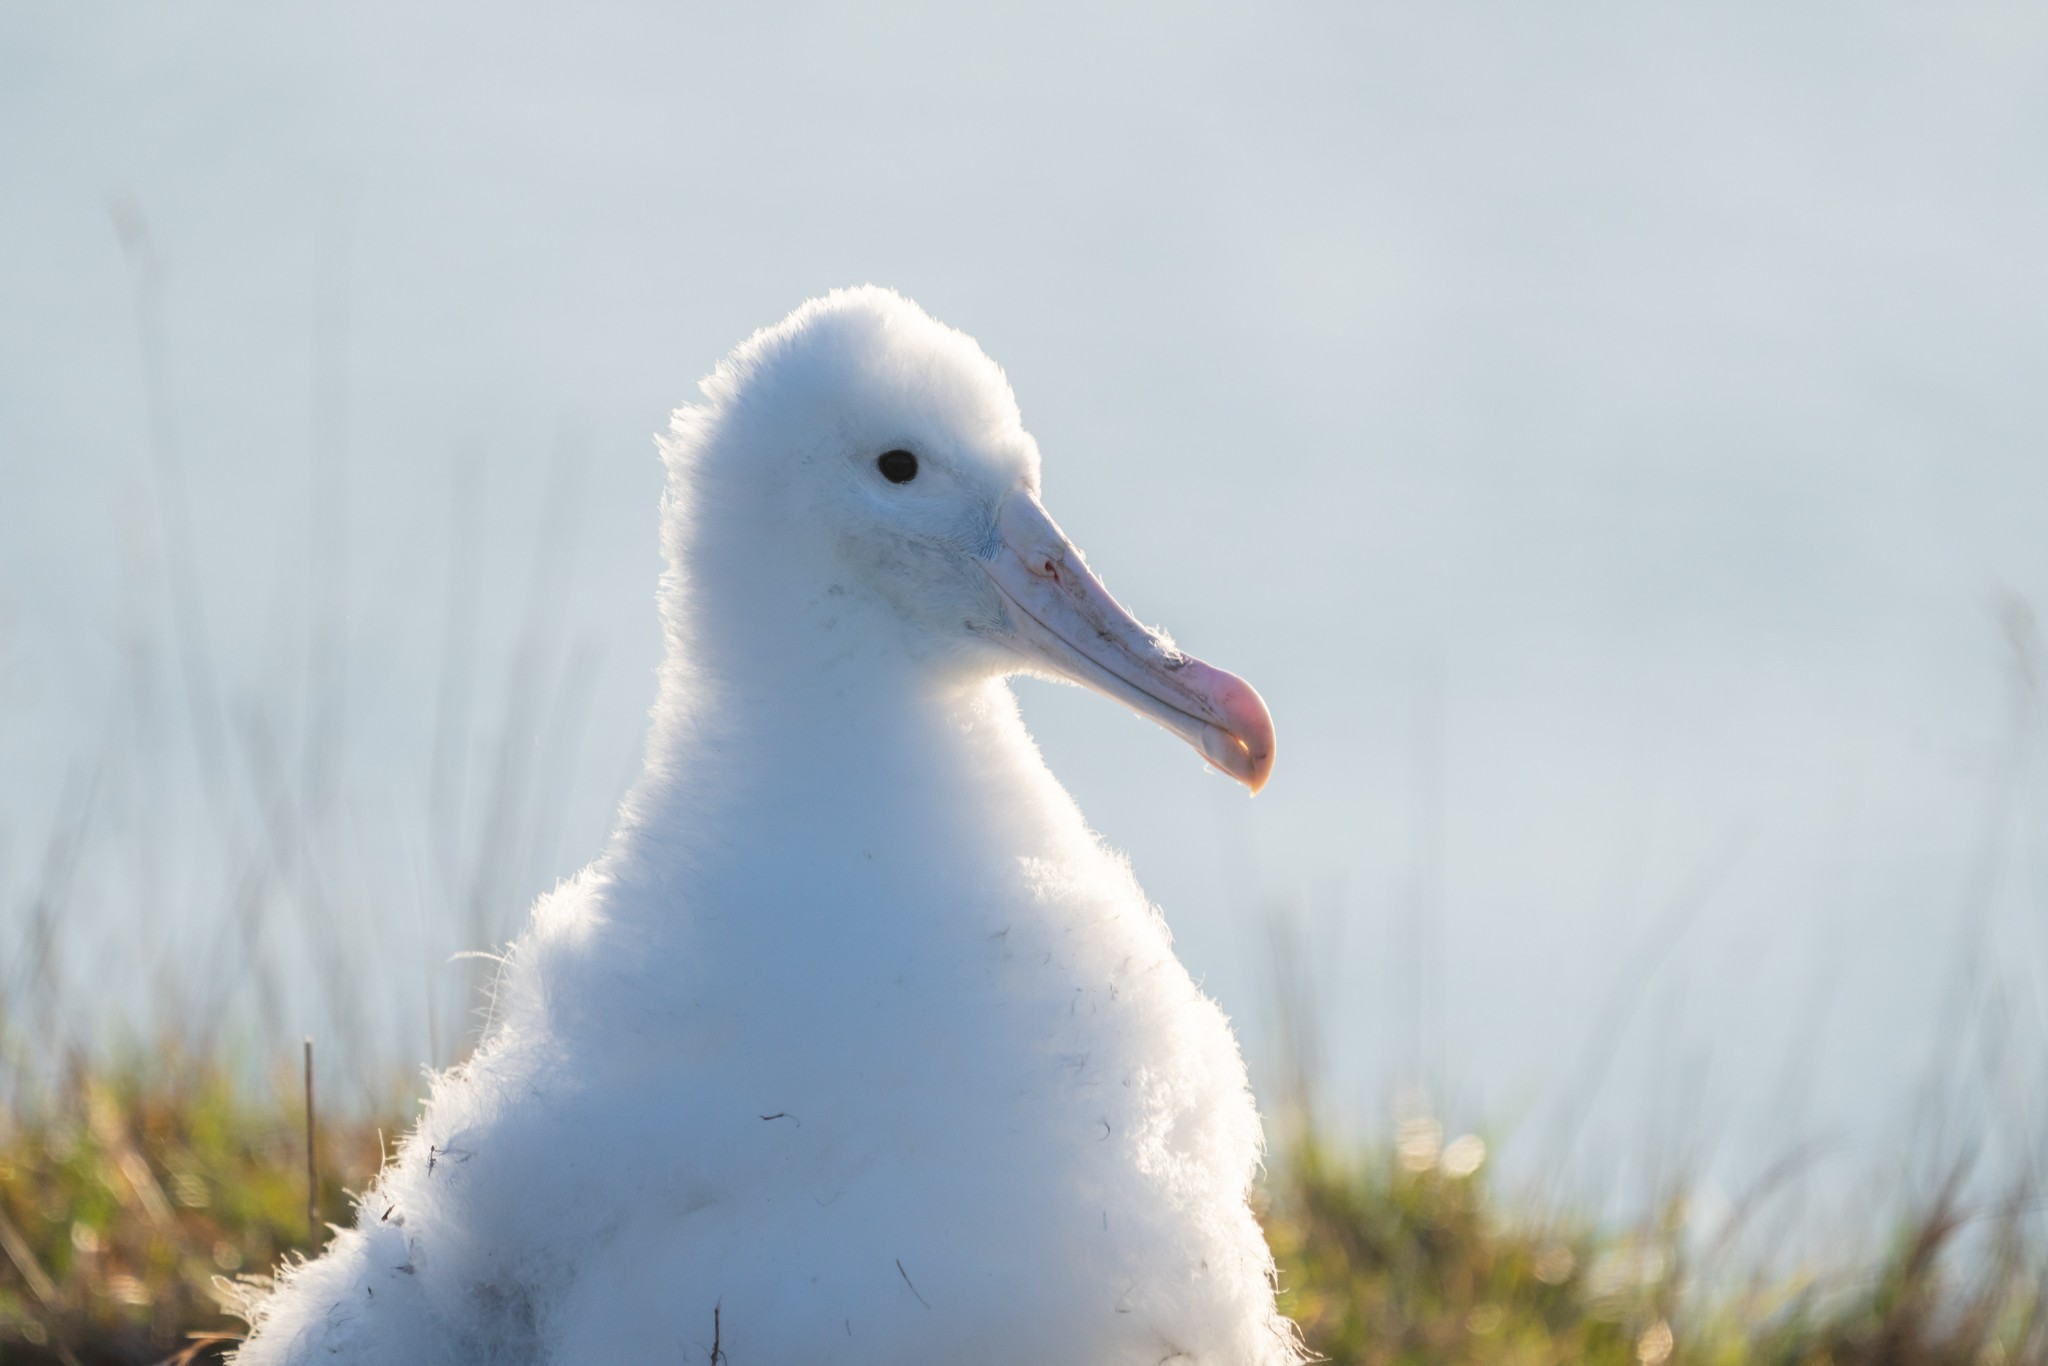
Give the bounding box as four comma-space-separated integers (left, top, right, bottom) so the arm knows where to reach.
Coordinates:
0, 1057, 394, 1365
1, 1062, 2041, 1364
1267, 1123, 2046, 1366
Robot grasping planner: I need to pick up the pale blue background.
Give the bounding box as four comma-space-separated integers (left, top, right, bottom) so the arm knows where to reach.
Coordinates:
5, 2, 2047, 1225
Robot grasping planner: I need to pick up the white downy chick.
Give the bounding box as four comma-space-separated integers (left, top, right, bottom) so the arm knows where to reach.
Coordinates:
232, 287, 1293, 1366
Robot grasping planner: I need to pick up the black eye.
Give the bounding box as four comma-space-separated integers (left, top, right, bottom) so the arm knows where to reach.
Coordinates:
877, 449, 919, 484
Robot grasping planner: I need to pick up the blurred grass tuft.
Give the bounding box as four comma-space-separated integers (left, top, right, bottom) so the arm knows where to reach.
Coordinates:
1266, 1126, 2046, 1366
0, 1056, 399, 1365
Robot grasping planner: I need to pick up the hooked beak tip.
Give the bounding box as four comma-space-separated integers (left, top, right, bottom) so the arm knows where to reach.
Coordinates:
1218, 720, 1277, 795
1186, 666, 1276, 794
1244, 748, 1275, 795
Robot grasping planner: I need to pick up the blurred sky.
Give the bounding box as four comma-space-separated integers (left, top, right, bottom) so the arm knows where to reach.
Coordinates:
4, 2, 2047, 1212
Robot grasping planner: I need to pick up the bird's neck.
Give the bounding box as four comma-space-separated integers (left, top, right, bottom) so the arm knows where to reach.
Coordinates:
597, 641, 1086, 938
515, 623, 1108, 1053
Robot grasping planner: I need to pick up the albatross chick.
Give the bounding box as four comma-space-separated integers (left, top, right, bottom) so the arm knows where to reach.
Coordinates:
233, 287, 1294, 1366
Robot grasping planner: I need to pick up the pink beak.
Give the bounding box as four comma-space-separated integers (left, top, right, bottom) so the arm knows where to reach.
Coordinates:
981, 492, 1276, 793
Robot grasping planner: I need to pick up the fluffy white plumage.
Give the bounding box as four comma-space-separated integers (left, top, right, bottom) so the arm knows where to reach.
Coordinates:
231, 288, 1297, 1366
